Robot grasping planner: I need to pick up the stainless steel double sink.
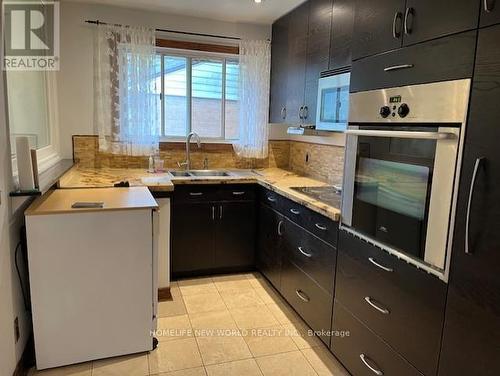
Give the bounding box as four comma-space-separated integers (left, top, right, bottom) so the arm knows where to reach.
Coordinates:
169, 170, 232, 177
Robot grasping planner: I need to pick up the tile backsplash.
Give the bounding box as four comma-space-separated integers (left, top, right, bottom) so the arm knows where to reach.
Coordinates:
72, 135, 344, 184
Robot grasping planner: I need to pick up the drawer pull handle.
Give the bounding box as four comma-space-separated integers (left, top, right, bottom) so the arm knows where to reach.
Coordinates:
267, 196, 276, 203
315, 223, 327, 231
290, 208, 300, 215
277, 220, 284, 236
233, 191, 246, 195
295, 289, 310, 303
368, 257, 394, 273
189, 192, 203, 196
360, 354, 384, 376
298, 247, 312, 258
364, 297, 390, 315
384, 64, 414, 72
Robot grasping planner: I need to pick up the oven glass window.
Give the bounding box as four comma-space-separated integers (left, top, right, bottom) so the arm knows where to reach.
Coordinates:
320, 85, 349, 124
352, 127, 437, 261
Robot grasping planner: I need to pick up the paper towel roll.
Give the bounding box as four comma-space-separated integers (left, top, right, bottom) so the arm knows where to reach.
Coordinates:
16, 136, 35, 190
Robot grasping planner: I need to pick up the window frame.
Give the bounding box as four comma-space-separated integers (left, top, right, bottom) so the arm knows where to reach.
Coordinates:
9, 70, 61, 177
156, 46, 240, 143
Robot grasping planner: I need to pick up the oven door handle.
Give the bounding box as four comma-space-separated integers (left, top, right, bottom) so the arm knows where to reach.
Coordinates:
345, 129, 456, 140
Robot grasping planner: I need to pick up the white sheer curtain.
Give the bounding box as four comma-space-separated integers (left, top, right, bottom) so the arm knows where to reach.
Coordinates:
233, 40, 271, 159
94, 24, 159, 155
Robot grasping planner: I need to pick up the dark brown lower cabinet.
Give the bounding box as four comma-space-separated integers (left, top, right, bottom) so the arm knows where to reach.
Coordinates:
332, 302, 423, 376
257, 203, 284, 289
172, 203, 216, 274
215, 201, 256, 269
171, 186, 256, 277
438, 24, 500, 376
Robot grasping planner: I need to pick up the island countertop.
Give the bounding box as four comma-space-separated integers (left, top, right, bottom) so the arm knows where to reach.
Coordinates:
58, 166, 341, 221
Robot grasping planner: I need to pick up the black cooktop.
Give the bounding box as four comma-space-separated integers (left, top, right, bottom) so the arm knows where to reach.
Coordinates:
291, 186, 342, 209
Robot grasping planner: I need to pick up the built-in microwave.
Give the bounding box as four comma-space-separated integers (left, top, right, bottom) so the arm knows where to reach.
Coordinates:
315, 71, 350, 132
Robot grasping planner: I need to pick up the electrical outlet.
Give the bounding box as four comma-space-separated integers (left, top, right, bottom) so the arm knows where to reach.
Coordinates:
14, 317, 20, 343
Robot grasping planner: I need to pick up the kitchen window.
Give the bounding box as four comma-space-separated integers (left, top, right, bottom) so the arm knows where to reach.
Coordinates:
156, 49, 240, 141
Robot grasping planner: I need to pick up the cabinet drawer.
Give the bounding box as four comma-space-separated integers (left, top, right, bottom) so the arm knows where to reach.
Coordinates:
331, 302, 423, 376
284, 220, 336, 294
335, 230, 446, 376
258, 188, 283, 211
272, 190, 339, 247
280, 259, 333, 345
174, 185, 219, 203
350, 31, 476, 92
218, 185, 256, 201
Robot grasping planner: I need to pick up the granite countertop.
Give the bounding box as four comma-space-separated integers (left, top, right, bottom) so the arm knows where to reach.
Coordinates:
58, 166, 341, 221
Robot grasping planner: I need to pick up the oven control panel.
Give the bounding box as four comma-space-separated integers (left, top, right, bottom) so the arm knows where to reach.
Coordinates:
379, 95, 410, 118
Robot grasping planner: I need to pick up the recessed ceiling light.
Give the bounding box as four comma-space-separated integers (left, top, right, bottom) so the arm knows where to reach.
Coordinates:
254, 0, 262, 3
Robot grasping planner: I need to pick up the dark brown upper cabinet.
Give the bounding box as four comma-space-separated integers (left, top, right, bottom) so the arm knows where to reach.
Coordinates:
269, 16, 289, 123
480, 0, 500, 27
352, 0, 480, 60
351, 0, 404, 61
304, 0, 334, 125
329, 0, 355, 70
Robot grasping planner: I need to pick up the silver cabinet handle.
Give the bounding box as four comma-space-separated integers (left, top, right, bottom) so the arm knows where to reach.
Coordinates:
212, 206, 215, 220
345, 129, 454, 140
290, 208, 300, 215
295, 289, 310, 302
219, 205, 223, 220
277, 220, 284, 236
384, 64, 414, 72
189, 192, 203, 196
315, 223, 327, 231
465, 157, 485, 254
233, 191, 245, 196
360, 354, 384, 376
404, 7, 414, 35
298, 246, 312, 258
484, 0, 493, 12
281, 107, 286, 119
267, 196, 276, 203
368, 257, 394, 273
364, 297, 390, 315
299, 106, 304, 120
392, 11, 403, 39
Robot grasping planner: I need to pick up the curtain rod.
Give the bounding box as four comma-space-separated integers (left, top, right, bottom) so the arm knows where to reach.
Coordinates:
85, 20, 242, 41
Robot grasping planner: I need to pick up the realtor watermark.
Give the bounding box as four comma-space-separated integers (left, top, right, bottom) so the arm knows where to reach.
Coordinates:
2, 1, 60, 70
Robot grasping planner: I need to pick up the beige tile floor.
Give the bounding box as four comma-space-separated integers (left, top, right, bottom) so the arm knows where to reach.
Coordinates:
28, 273, 349, 376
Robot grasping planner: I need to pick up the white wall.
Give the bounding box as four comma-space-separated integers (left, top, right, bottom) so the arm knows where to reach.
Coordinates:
0, 72, 33, 376
56, 1, 271, 158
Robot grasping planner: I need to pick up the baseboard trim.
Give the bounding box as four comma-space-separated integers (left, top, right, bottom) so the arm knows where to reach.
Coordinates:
158, 287, 172, 302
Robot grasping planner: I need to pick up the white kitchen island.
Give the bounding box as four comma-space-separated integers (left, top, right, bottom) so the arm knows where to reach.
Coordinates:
25, 187, 158, 370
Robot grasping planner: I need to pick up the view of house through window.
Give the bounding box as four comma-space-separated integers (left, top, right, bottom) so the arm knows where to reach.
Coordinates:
156, 50, 240, 140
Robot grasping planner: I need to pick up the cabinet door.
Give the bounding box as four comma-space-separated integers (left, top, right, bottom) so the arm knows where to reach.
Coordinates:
257, 203, 284, 289
352, 0, 405, 60
303, 0, 333, 125
269, 16, 289, 123
438, 25, 500, 376
402, 0, 479, 47
480, 0, 500, 27
215, 201, 256, 269
285, 2, 309, 123
171, 203, 215, 275
329, 0, 355, 70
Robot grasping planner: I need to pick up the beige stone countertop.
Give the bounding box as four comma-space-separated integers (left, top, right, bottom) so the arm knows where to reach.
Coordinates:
58, 166, 341, 221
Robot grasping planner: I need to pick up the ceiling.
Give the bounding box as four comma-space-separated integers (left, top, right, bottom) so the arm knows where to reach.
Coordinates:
63, 0, 306, 25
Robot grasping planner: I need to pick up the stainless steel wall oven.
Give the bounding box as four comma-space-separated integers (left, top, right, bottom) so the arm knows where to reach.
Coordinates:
341, 80, 471, 281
